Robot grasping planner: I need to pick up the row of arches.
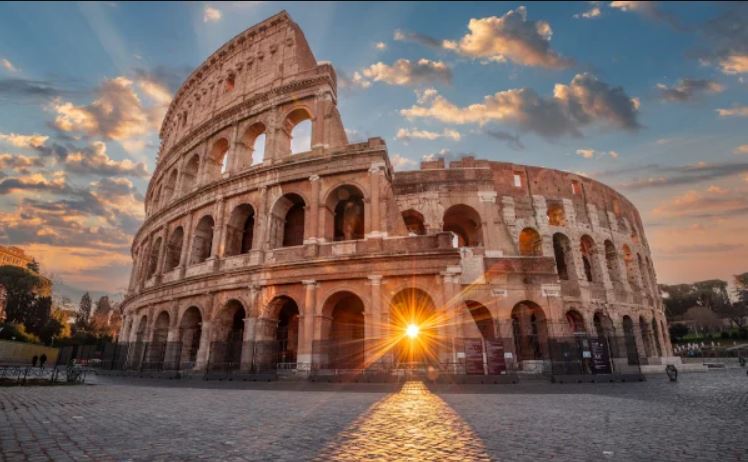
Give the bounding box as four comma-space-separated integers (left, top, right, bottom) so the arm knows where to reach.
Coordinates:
518, 227, 656, 294
150, 108, 314, 213
140, 184, 367, 280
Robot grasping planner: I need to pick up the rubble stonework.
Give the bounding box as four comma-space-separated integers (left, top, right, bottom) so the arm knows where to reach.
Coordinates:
120, 11, 674, 374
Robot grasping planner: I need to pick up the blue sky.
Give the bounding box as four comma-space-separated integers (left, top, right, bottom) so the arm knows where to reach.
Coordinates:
0, 1, 747, 293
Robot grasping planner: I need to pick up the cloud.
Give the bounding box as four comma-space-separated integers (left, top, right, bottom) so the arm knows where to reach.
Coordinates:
0, 171, 67, 195
203, 5, 222, 23
716, 105, 748, 117
64, 141, 149, 177
576, 148, 619, 159
483, 129, 524, 150
375, 42, 387, 50
393, 30, 441, 48
734, 144, 748, 155
0, 153, 45, 174
422, 148, 453, 162
442, 6, 573, 69
0, 77, 71, 102
401, 73, 640, 138
699, 4, 748, 75
390, 153, 417, 170
356, 59, 452, 87
50, 75, 171, 151
1, 58, 18, 73
395, 127, 461, 142
574, 2, 602, 19
0, 132, 49, 148
610, 1, 680, 27
617, 161, 748, 190
653, 186, 748, 219
662, 243, 744, 255
719, 54, 748, 75
656, 79, 724, 102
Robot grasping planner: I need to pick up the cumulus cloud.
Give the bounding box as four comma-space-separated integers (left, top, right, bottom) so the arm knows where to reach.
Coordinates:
734, 144, 748, 155
716, 105, 748, 117
442, 6, 573, 68
656, 79, 724, 102
1, 58, 18, 73
50, 75, 171, 152
395, 127, 461, 142
203, 5, 222, 23
375, 42, 387, 50
617, 161, 748, 190
0, 77, 71, 103
653, 186, 748, 219
390, 153, 417, 170
393, 30, 441, 48
0, 132, 49, 148
699, 4, 748, 75
355, 59, 452, 87
0, 153, 45, 174
574, 2, 602, 19
401, 73, 640, 138
0, 171, 67, 195
64, 141, 149, 177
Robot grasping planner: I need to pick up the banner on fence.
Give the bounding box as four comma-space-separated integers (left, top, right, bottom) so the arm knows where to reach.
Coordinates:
464, 339, 485, 375
485, 340, 507, 375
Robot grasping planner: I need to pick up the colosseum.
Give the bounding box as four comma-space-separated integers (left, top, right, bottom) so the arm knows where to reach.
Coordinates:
119, 11, 676, 379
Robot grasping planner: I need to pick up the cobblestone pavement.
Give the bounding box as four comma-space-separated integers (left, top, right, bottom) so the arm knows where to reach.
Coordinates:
0, 370, 745, 461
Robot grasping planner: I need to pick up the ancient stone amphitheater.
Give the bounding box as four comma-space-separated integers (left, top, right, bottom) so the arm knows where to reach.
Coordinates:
119, 11, 674, 377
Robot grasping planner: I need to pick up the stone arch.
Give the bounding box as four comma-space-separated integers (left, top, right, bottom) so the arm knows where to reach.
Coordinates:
443, 204, 483, 247
593, 311, 618, 356
604, 240, 622, 285
580, 235, 600, 283
266, 296, 300, 366
547, 202, 566, 226
552, 233, 575, 281
181, 153, 200, 193
147, 237, 163, 279
207, 137, 230, 178
239, 122, 266, 167
190, 215, 214, 264
622, 315, 639, 365
148, 310, 170, 367
321, 291, 365, 369
209, 299, 246, 371
269, 193, 305, 248
178, 306, 203, 369
565, 309, 587, 335
285, 107, 313, 155
135, 314, 148, 343
225, 204, 255, 256
518, 227, 542, 256
402, 209, 426, 236
165, 227, 184, 272
163, 169, 178, 203
511, 301, 549, 361
622, 245, 639, 290
389, 288, 439, 366
637, 253, 650, 293
466, 300, 495, 340
324, 184, 365, 241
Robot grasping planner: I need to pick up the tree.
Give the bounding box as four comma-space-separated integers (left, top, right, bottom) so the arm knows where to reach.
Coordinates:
735, 272, 748, 304
669, 323, 689, 341
94, 296, 112, 317
26, 259, 40, 273
0, 265, 52, 340
78, 292, 92, 325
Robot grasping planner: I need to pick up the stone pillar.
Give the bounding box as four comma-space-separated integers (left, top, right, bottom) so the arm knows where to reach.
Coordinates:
155, 227, 168, 280
253, 186, 268, 252
366, 275, 383, 367
478, 191, 500, 253
441, 271, 462, 366
306, 175, 320, 244
179, 212, 194, 278
240, 317, 256, 371
194, 320, 212, 370
367, 163, 384, 238
311, 90, 327, 150
298, 280, 318, 368
211, 198, 225, 259
228, 122, 241, 173
139, 234, 153, 290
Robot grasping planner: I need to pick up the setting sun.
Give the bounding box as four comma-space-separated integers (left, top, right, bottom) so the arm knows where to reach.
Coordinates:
406, 324, 420, 339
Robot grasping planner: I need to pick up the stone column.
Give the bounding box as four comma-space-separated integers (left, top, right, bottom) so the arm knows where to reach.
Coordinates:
307, 175, 320, 243
253, 186, 268, 252
298, 280, 318, 369
366, 275, 383, 368
441, 271, 461, 366
212, 199, 225, 258
194, 320, 212, 370
478, 191, 500, 253
240, 317, 256, 371
228, 122, 241, 173
139, 234, 153, 290
311, 89, 328, 150
179, 212, 194, 278
367, 163, 384, 238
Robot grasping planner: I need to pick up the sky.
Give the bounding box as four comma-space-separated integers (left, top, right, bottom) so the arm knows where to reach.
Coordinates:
0, 1, 746, 294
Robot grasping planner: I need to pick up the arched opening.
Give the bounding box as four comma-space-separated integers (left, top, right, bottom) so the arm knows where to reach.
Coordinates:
466, 301, 495, 340
181, 154, 200, 193
651, 318, 662, 357
565, 309, 586, 335
604, 240, 622, 285
552, 233, 575, 281
152, 184, 162, 210
637, 253, 650, 293
224, 204, 255, 256
163, 169, 178, 203
273, 297, 300, 367
324, 292, 365, 369
179, 307, 202, 369
622, 316, 639, 365
269, 193, 305, 248
135, 315, 148, 343
209, 300, 245, 371
240, 122, 266, 167
327, 185, 365, 241
547, 202, 566, 226
580, 235, 599, 283
208, 138, 230, 177
165, 227, 184, 272
224, 73, 235, 93
147, 237, 162, 279
639, 315, 654, 357
622, 245, 639, 290
518, 227, 542, 256
389, 288, 439, 367
402, 209, 426, 236
190, 215, 214, 264
285, 108, 312, 154
593, 311, 618, 356
148, 311, 170, 369
443, 204, 483, 247
511, 301, 549, 362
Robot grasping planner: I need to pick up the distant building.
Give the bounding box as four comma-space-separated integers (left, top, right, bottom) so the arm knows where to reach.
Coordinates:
0, 245, 34, 269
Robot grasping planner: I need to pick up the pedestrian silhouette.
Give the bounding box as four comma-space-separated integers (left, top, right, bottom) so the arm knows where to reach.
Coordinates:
39, 353, 47, 368
32, 355, 38, 367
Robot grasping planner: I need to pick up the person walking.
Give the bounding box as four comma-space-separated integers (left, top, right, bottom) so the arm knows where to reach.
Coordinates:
39, 353, 47, 369
32, 355, 38, 367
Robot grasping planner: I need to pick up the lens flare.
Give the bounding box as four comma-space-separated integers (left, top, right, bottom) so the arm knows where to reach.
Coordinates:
406, 324, 420, 339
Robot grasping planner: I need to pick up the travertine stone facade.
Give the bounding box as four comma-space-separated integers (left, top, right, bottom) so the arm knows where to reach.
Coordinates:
120, 11, 674, 374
